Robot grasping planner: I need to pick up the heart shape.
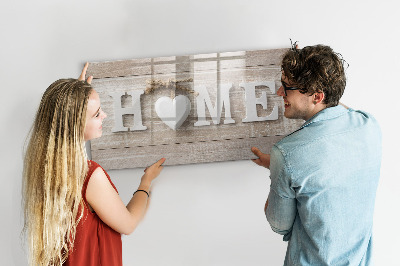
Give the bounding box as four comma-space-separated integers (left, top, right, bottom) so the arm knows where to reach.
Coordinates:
155, 95, 191, 130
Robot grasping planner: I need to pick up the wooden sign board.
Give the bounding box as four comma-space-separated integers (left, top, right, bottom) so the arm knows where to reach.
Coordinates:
87, 49, 303, 170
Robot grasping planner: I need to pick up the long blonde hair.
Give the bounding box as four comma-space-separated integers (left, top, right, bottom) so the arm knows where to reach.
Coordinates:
23, 79, 93, 265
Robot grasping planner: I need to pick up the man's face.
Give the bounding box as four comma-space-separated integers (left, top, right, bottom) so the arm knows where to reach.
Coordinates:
277, 72, 315, 121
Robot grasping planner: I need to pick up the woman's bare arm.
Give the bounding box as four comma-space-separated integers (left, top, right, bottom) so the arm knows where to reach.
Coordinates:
86, 158, 165, 235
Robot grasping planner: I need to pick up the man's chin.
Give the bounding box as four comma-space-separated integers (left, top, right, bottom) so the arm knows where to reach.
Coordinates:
283, 111, 292, 119
284, 111, 299, 120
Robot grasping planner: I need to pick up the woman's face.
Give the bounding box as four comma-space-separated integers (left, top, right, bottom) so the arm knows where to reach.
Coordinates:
84, 90, 107, 141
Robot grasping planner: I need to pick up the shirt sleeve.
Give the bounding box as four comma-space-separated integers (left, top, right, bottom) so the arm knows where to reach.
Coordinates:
266, 145, 297, 241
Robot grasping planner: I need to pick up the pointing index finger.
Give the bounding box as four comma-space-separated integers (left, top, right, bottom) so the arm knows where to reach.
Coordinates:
251, 147, 261, 156
78, 62, 89, 81
157, 158, 166, 166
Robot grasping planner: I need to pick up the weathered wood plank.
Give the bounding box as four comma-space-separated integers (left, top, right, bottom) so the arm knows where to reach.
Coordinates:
87, 48, 303, 170
86, 48, 287, 78
89, 80, 300, 150
91, 135, 285, 170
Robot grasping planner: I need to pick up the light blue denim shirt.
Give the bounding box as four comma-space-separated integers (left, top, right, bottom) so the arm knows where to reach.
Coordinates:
266, 105, 382, 266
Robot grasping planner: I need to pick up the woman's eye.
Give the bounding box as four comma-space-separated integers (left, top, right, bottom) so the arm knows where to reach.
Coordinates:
95, 112, 100, 118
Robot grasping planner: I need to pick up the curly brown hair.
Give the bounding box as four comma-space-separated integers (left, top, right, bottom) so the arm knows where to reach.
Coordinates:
281, 44, 347, 107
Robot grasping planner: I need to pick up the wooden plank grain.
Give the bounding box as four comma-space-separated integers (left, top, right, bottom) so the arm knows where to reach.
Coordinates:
91, 135, 285, 170
88, 48, 303, 170
86, 48, 288, 78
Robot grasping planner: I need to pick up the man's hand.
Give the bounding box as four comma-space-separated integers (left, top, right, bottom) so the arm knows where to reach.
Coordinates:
251, 147, 271, 169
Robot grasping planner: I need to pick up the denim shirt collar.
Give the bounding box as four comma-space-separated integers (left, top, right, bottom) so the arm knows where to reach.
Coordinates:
300, 105, 349, 130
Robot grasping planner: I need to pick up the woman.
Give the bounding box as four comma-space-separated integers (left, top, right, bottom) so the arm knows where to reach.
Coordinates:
22, 63, 165, 265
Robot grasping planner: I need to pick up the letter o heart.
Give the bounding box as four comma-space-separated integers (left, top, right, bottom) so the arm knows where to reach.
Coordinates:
155, 95, 191, 130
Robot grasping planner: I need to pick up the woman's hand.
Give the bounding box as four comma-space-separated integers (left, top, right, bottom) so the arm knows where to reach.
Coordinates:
142, 158, 166, 186
78, 62, 93, 84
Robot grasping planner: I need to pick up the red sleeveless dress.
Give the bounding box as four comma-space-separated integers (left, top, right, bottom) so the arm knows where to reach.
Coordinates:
64, 160, 122, 266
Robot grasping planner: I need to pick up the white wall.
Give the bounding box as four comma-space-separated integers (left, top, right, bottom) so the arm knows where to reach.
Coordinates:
1, 0, 399, 265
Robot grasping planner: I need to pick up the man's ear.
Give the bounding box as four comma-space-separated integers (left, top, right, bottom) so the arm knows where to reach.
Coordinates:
313, 92, 325, 104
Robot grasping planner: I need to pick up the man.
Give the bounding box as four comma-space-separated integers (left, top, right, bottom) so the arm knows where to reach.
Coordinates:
251, 44, 381, 265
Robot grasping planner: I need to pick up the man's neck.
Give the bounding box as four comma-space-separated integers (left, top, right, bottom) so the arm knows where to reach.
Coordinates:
304, 104, 327, 121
